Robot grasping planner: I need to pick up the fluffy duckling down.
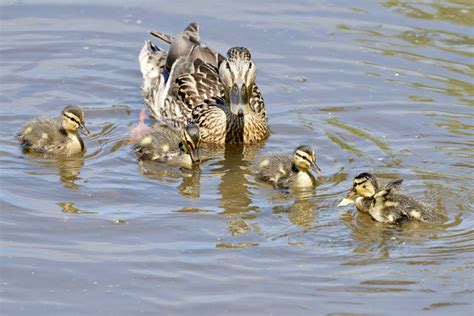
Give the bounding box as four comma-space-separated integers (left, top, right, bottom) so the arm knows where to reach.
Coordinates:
252, 145, 321, 189
18, 106, 90, 156
339, 172, 441, 223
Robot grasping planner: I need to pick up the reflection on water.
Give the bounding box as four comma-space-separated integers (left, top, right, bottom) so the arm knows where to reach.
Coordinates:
57, 156, 85, 189
227, 219, 251, 236
24, 154, 85, 190
273, 190, 318, 228
139, 160, 202, 198
178, 169, 202, 198
216, 145, 261, 216
58, 202, 96, 214
383, 0, 474, 26
341, 2, 473, 106
342, 210, 440, 254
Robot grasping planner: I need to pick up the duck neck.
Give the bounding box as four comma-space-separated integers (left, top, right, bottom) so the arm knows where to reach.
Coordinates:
62, 127, 84, 152
291, 165, 315, 188
66, 129, 80, 140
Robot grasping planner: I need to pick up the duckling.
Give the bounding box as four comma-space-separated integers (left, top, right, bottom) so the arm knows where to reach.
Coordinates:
338, 172, 438, 223
134, 123, 201, 169
252, 145, 321, 189
18, 106, 90, 156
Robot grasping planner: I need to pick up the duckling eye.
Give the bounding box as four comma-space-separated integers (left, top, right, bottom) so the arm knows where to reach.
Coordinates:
64, 114, 80, 125
362, 185, 366, 189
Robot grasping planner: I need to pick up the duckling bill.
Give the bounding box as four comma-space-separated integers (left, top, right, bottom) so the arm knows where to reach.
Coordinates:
339, 172, 440, 223
134, 123, 201, 169
18, 106, 90, 156
252, 145, 321, 189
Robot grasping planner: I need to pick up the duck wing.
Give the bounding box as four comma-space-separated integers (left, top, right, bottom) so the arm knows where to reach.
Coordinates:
158, 54, 224, 127
150, 22, 223, 70
139, 41, 168, 121
253, 153, 293, 187
249, 84, 266, 117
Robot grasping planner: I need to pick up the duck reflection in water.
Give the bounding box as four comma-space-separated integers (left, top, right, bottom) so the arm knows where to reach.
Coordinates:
216, 144, 263, 216
57, 156, 85, 190
139, 161, 202, 199
340, 206, 448, 259
272, 188, 319, 228
57, 202, 96, 215
24, 155, 85, 190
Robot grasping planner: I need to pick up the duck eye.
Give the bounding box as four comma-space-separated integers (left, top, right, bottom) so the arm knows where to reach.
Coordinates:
64, 114, 80, 125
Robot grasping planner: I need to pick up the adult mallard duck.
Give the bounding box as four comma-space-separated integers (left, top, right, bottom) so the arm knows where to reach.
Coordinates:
252, 145, 321, 189
18, 106, 90, 156
138, 22, 269, 146
134, 123, 201, 169
338, 172, 440, 223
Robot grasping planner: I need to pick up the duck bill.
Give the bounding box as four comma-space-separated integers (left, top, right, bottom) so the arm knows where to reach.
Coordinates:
311, 162, 321, 174
80, 124, 91, 136
346, 190, 356, 199
230, 82, 249, 117
338, 190, 356, 207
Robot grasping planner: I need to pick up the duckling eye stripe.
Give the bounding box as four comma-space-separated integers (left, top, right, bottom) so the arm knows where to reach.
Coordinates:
64, 113, 81, 125
354, 179, 368, 185
295, 152, 311, 163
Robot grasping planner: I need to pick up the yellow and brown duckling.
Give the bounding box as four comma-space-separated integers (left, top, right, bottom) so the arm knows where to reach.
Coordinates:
252, 145, 321, 189
18, 106, 90, 156
338, 172, 439, 223
134, 123, 201, 169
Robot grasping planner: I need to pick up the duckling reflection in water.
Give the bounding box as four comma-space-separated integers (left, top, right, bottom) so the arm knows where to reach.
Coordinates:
339, 173, 440, 223
134, 123, 201, 169
273, 190, 318, 228
252, 145, 321, 189
18, 106, 90, 156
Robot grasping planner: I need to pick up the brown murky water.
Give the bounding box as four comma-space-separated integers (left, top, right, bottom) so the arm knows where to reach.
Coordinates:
1, 1, 473, 315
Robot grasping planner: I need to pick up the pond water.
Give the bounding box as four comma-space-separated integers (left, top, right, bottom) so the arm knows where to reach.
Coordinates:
1, 0, 473, 315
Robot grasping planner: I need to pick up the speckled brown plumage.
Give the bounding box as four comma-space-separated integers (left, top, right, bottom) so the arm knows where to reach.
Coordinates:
139, 23, 269, 146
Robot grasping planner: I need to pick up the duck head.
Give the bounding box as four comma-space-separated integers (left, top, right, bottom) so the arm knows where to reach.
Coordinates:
61, 106, 90, 136
219, 47, 256, 117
